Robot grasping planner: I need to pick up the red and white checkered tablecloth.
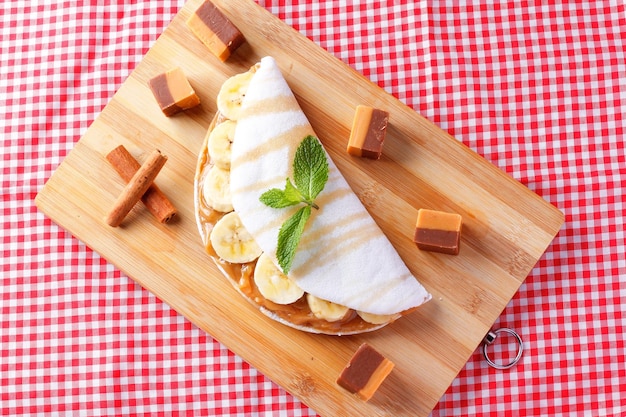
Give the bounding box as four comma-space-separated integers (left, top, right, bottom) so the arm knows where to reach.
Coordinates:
2, 1, 625, 415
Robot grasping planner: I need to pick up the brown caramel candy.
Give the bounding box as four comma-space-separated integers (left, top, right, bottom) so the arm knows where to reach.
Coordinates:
347, 105, 389, 159
149, 67, 200, 117
336, 343, 395, 401
187, 0, 245, 62
414, 209, 462, 255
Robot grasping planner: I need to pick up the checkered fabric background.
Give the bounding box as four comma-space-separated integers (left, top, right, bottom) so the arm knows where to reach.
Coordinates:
2, 0, 625, 415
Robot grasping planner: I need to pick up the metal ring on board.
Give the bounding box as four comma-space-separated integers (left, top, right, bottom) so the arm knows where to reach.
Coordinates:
482, 328, 523, 370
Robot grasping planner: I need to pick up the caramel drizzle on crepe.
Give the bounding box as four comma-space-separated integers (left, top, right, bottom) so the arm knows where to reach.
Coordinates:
195, 56, 430, 335
230, 56, 430, 316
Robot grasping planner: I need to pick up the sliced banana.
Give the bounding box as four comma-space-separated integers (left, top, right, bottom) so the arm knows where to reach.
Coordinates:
357, 311, 397, 325
254, 253, 304, 304
208, 120, 236, 170
202, 165, 234, 213
306, 294, 350, 322
210, 212, 263, 264
216, 71, 254, 121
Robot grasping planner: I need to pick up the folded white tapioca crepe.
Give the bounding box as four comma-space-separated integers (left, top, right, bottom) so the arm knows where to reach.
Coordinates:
230, 56, 431, 316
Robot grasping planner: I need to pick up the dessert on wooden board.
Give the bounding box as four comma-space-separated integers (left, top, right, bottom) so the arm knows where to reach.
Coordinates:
32, 0, 566, 413
194, 56, 431, 335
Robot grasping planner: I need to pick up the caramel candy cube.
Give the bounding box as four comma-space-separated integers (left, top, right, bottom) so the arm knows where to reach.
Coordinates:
149, 67, 200, 117
336, 343, 395, 401
413, 209, 462, 255
187, 0, 246, 62
347, 105, 389, 159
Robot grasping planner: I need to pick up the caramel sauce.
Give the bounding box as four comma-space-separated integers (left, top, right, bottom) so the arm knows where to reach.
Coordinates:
194, 114, 384, 334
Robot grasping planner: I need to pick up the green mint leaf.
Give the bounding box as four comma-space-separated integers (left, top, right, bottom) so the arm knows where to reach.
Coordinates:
258, 136, 330, 274
259, 178, 303, 208
293, 135, 329, 201
276, 205, 311, 273
259, 188, 294, 208
283, 178, 303, 202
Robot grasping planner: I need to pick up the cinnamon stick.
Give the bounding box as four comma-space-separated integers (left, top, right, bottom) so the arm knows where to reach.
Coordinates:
105, 149, 168, 227
106, 145, 177, 223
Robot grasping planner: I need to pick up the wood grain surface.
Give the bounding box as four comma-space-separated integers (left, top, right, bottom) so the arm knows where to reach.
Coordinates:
35, 0, 565, 415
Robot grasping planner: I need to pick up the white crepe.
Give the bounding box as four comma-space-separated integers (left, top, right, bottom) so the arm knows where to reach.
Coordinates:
230, 56, 430, 315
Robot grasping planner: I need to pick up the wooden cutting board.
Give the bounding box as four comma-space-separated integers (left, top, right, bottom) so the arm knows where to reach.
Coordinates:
35, 0, 564, 415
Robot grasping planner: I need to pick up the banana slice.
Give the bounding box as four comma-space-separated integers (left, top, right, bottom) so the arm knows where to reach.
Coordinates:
216, 71, 254, 121
306, 294, 351, 322
202, 165, 234, 213
208, 120, 237, 170
357, 311, 398, 325
254, 253, 304, 304
210, 212, 263, 264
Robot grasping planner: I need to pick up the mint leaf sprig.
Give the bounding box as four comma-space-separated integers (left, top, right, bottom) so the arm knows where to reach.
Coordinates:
259, 135, 329, 274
